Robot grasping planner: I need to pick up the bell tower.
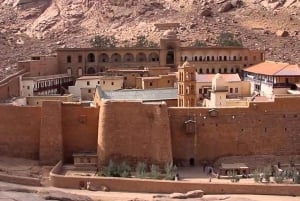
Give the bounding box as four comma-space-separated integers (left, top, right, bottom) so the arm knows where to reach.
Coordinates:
178, 61, 197, 107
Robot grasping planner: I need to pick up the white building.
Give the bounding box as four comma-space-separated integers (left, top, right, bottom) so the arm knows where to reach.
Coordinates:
69, 76, 124, 100
21, 74, 73, 97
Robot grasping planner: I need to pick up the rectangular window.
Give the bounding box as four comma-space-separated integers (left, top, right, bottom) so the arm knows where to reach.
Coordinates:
87, 81, 90, 86
230, 88, 233, 93
88, 89, 91, 93
78, 56, 82, 63
235, 88, 238, 93
150, 82, 153, 86
27, 86, 30, 90
97, 81, 100, 84
111, 82, 114, 85
244, 56, 248, 61
103, 81, 105, 85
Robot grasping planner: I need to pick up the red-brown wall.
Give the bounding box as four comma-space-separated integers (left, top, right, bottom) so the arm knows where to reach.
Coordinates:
169, 97, 300, 165
62, 104, 99, 162
0, 105, 41, 159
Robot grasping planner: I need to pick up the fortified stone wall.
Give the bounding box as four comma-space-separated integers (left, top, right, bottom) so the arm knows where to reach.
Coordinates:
0, 72, 22, 101
0, 105, 41, 159
169, 97, 300, 165
98, 101, 173, 166
62, 103, 99, 162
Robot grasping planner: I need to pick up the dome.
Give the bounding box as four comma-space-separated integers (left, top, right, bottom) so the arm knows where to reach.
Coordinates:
162, 29, 177, 39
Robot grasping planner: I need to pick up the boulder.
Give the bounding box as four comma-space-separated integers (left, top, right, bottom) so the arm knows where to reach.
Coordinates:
200, 8, 213, 17
169, 192, 187, 199
218, 2, 233, 12
185, 190, 204, 198
276, 30, 289, 37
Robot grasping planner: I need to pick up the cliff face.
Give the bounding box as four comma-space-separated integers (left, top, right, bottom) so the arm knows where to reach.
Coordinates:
0, 0, 299, 76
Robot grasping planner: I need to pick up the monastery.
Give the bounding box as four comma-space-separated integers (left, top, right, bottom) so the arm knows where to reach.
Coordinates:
0, 28, 299, 169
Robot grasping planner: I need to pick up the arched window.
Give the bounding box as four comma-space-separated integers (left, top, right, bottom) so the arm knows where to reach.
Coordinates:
67, 56, 72, 63
224, 68, 228, 73
206, 69, 209, 73
67, 67, 72, 75
199, 68, 203, 74
218, 68, 222, 73
78, 55, 82, 63
136, 52, 147, 62
87, 53, 95, 62
99, 53, 109, 63
149, 52, 159, 62
184, 56, 188, 61
124, 53, 134, 62
111, 53, 122, 62
199, 56, 203, 61
194, 56, 198, 61
236, 68, 240, 73
231, 68, 234, 73
212, 68, 215, 74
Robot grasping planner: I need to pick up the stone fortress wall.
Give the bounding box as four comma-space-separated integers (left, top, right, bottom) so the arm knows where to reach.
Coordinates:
0, 97, 299, 166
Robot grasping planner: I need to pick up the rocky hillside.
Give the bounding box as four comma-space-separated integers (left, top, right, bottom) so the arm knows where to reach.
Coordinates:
0, 0, 299, 78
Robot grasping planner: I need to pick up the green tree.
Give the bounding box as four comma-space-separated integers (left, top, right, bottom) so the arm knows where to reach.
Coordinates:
192, 39, 207, 47
135, 35, 159, 48
217, 32, 243, 47
90, 35, 117, 48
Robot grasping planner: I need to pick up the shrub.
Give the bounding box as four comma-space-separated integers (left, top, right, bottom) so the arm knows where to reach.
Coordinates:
118, 161, 131, 178
253, 169, 261, 183
217, 32, 243, 47
274, 173, 284, 183
135, 35, 159, 48
90, 35, 117, 48
103, 160, 119, 177
150, 164, 161, 179
263, 167, 271, 183
192, 39, 207, 47
136, 162, 147, 178
164, 162, 177, 180
228, 170, 240, 183
293, 172, 300, 184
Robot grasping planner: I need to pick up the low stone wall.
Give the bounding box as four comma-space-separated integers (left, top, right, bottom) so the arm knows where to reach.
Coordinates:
50, 162, 300, 196
0, 173, 41, 186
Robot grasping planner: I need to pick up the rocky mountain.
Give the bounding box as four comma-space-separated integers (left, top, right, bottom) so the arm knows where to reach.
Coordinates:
0, 0, 299, 78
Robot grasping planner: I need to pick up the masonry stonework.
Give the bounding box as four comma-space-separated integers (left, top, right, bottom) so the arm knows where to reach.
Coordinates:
39, 101, 63, 165
97, 101, 173, 166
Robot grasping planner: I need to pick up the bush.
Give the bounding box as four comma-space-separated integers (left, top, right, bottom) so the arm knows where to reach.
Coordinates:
118, 161, 131, 178
263, 167, 271, 183
150, 164, 161, 179
228, 170, 240, 183
192, 39, 207, 47
90, 35, 117, 48
253, 169, 261, 183
217, 32, 243, 47
103, 160, 119, 177
274, 174, 284, 183
293, 172, 300, 184
135, 35, 159, 48
164, 162, 177, 180
136, 162, 147, 178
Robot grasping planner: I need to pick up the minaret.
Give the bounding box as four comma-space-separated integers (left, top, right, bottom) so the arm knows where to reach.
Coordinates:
177, 61, 197, 107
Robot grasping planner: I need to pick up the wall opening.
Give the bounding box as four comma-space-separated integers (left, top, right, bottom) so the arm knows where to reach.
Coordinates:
189, 158, 195, 166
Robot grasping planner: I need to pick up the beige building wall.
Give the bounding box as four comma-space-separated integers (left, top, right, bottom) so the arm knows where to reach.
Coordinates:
26, 94, 73, 106
19, 56, 58, 77
136, 74, 176, 89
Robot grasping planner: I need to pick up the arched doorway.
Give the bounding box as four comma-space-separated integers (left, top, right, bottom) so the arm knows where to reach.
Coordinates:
166, 47, 175, 65
87, 67, 96, 74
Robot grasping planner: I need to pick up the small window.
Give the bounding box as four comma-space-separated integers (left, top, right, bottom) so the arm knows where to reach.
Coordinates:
230, 88, 233, 93
111, 82, 114, 85
67, 56, 72, 63
97, 81, 100, 84
78, 55, 82, 63
150, 82, 152, 86
168, 80, 170, 83
103, 81, 105, 85
27, 86, 30, 90
87, 81, 90, 86
88, 89, 91, 93
235, 88, 238, 93
124, 77, 127, 80
244, 56, 248, 61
